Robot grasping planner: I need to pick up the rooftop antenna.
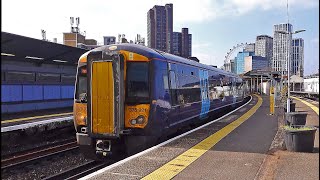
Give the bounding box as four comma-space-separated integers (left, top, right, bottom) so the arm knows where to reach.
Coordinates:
70, 17, 74, 32
75, 17, 80, 33
41, 29, 46, 41
287, 0, 290, 24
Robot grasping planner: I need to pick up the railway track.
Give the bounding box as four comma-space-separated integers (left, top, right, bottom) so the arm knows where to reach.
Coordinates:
1, 140, 78, 170
292, 95, 319, 104
43, 160, 110, 180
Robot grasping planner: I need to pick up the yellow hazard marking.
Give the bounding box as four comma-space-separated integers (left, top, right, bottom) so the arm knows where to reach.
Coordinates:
142, 94, 263, 180
1, 112, 73, 124
291, 96, 319, 115
270, 86, 275, 115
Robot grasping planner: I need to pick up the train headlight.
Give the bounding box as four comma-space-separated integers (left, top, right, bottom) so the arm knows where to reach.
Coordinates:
136, 116, 145, 124
130, 119, 137, 125
130, 116, 145, 125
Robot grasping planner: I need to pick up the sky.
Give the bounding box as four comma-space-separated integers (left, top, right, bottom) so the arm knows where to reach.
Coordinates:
2, 0, 319, 75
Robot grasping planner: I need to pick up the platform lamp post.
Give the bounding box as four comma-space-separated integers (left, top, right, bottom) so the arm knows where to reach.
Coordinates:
276, 29, 306, 112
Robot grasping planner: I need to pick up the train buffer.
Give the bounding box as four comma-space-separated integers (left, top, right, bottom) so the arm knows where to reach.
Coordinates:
79, 94, 319, 180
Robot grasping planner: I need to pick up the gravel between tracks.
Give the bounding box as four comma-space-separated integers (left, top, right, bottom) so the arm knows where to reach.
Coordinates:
1, 149, 91, 180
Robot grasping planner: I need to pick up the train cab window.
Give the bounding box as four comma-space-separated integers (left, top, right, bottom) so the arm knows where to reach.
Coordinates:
75, 65, 87, 102
126, 62, 150, 104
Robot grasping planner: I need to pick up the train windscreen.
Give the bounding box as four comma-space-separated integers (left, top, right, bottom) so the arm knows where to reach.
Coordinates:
126, 62, 150, 104
75, 65, 87, 102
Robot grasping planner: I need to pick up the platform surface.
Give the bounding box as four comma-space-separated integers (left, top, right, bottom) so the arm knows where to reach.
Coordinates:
81, 94, 319, 180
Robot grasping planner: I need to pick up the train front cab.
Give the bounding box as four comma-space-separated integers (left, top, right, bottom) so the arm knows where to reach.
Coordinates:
73, 47, 153, 160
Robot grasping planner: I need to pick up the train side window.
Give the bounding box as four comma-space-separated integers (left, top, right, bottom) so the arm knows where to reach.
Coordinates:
163, 73, 169, 90
209, 79, 219, 100
169, 70, 178, 105
180, 74, 201, 103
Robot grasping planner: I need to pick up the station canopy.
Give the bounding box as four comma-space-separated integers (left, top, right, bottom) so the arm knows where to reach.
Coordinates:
1, 32, 88, 65
290, 75, 304, 83
242, 69, 281, 81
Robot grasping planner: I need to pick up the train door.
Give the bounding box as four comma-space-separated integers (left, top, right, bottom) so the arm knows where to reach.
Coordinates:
168, 63, 180, 126
87, 52, 124, 137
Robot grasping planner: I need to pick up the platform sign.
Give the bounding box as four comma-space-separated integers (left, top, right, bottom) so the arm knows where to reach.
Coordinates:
270, 85, 275, 115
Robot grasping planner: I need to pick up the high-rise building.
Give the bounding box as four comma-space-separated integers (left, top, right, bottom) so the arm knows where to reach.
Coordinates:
255, 35, 273, 67
172, 29, 192, 58
235, 51, 254, 74
224, 62, 232, 72
181, 28, 192, 58
172, 32, 182, 56
147, 4, 173, 52
231, 58, 236, 74
292, 38, 304, 77
147, 8, 155, 49
273, 23, 293, 76
244, 56, 269, 72
243, 43, 255, 52
188, 34, 192, 57
165, 4, 173, 53
103, 36, 116, 45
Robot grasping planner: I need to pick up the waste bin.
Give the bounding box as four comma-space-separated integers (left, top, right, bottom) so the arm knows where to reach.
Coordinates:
285, 111, 308, 126
284, 125, 317, 152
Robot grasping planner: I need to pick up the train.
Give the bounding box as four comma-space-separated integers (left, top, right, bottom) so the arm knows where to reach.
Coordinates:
73, 44, 250, 160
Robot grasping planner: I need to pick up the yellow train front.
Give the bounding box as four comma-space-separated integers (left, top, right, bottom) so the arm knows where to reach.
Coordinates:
73, 44, 248, 160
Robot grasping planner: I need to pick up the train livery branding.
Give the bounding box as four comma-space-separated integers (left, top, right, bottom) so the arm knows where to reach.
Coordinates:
199, 69, 210, 119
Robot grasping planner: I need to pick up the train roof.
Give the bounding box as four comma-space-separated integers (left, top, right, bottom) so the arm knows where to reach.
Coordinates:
94, 44, 240, 79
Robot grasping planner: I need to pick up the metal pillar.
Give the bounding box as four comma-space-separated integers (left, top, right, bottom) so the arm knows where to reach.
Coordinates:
250, 78, 253, 93
287, 31, 292, 113
256, 77, 259, 93
261, 75, 263, 95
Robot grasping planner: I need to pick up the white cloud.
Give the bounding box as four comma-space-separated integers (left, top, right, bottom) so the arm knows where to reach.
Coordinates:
192, 42, 225, 67
2, 0, 318, 69
2, 0, 317, 42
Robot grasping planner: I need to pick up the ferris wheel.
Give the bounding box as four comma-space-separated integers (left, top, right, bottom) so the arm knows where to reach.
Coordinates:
224, 42, 248, 64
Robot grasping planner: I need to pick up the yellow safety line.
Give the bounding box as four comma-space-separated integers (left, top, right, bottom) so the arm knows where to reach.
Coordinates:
291, 96, 319, 115
142, 94, 263, 180
1, 112, 73, 124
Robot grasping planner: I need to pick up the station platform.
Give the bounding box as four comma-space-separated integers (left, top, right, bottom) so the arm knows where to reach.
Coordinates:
1, 108, 73, 133
78, 94, 318, 180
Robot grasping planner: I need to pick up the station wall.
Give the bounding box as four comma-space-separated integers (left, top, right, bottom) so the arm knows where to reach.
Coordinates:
1, 60, 77, 114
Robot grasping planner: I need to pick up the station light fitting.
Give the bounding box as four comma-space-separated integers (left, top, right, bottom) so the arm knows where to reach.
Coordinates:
53, 60, 67, 63
25, 56, 44, 60
1, 53, 15, 56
